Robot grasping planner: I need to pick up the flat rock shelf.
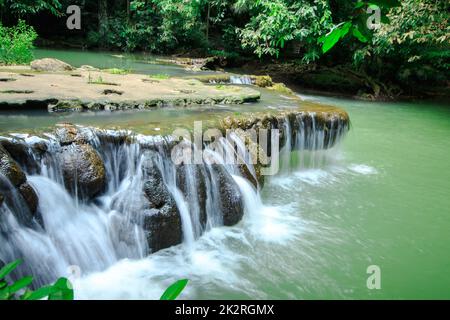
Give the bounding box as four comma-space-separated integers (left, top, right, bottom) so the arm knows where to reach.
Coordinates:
0, 66, 261, 112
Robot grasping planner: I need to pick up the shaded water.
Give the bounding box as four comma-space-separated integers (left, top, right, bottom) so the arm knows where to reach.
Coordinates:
1, 49, 450, 299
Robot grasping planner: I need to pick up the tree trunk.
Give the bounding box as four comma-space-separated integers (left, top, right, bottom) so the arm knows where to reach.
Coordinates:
127, 0, 131, 22
98, 0, 109, 47
206, 3, 211, 42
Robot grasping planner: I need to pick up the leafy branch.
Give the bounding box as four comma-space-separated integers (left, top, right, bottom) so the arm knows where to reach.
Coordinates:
318, 0, 401, 54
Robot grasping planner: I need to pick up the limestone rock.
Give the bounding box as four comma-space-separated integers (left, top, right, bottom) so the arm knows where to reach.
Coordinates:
31, 58, 74, 72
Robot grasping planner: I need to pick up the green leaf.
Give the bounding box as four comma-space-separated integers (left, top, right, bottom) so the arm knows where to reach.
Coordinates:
321, 22, 352, 54
160, 279, 189, 300
23, 285, 53, 300
354, 2, 365, 9
0, 259, 22, 280
352, 26, 368, 43
48, 278, 74, 300
7, 276, 33, 295
0, 288, 10, 300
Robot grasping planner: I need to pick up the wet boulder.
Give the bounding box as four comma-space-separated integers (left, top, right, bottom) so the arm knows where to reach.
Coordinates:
141, 152, 182, 252
0, 147, 40, 223
143, 206, 182, 253
238, 164, 258, 190
176, 164, 208, 229
212, 165, 244, 226
0, 145, 26, 187
31, 58, 74, 72
0, 139, 39, 174
0, 192, 4, 207
54, 123, 89, 146
18, 182, 38, 214
59, 143, 106, 199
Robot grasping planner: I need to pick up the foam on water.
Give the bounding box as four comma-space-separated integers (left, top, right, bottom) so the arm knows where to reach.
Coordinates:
348, 164, 378, 175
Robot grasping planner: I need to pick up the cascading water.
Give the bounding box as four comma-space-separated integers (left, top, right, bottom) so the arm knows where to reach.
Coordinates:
229, 75, 253, 85
0, 113, 348, 291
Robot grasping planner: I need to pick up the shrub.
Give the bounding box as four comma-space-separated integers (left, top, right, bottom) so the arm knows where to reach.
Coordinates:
0, 21, 37, 65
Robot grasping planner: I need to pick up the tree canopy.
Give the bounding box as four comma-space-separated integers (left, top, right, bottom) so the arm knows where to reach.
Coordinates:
0, 0, 448, 96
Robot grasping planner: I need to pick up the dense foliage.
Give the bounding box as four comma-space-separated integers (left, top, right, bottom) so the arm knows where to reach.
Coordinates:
0, 20, 37, 64
0, 0, 448, 96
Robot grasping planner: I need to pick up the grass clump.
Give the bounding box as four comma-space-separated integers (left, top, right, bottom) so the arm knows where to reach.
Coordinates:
103, 68, 130, 75
149, 74, 170, 80
88, 74, 120, 86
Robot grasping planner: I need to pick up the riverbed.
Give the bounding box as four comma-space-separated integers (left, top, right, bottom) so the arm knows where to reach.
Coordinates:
1, 49, 450, 299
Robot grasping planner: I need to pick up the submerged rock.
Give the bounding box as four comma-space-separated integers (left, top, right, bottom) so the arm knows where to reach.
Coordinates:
31, 58, 74, 72
59, 143, 106, 199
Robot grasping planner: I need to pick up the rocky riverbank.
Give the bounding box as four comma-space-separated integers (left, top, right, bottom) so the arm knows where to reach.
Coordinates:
0, 59, 261, 112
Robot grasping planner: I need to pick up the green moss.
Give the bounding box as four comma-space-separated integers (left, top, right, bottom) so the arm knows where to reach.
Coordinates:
268, 83, 294, 95
253, 75, 273, 88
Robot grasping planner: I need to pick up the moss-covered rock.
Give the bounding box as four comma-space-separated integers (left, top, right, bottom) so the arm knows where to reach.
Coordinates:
220, 106, 350, 184
54, 123, 89, 146
253, 75, 273, 88
0, 145, 26, 187
0, 138, 40, 174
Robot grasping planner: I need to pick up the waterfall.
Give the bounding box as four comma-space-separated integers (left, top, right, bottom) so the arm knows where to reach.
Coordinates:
229, 75, 253, 85
0, 113, 348, 286
276, 112, 348, 172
